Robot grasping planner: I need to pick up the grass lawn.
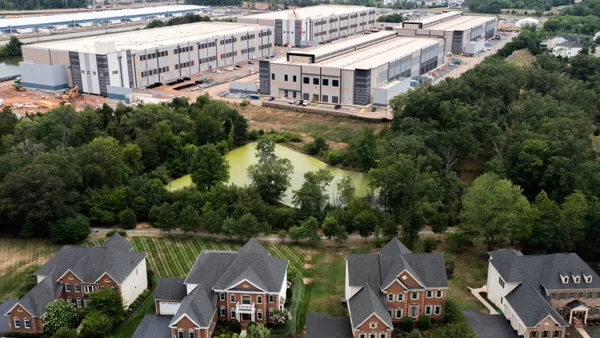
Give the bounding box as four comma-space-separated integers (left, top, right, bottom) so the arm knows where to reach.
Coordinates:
507, 49, 535, 66
445, 249, 488, 310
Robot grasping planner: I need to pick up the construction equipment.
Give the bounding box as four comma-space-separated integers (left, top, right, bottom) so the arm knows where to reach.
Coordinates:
59, 99, 71, 106
11, 78, 25, 92
62, 86, 79, 100
40, 100, 54, 109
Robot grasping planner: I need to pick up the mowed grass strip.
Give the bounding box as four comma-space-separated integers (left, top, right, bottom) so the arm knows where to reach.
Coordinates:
447, 250, 488, 310
305, 250, 347, 317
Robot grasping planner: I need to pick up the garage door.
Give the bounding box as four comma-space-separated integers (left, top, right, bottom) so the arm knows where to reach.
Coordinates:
159, 302, 180, 315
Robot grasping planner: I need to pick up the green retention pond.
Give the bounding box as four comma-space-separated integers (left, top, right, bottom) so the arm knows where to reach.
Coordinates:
166, 142, 370, 206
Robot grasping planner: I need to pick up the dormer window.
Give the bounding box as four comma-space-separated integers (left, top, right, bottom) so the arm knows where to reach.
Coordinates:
584, 274, 593, 283
573, 274, 581, 283
560, 274, 569, 284
369, 321, 377, 329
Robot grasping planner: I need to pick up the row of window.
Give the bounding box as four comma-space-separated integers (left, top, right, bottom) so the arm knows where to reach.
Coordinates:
141, 66, 170, 78
220, 37, 237, 45
299, 93, 339, 104
140, 51, 168, 61
242, 47, 256, 54
220, 51, 238, 59
358, 333, 387, 338
176, 331, 195, 338
199, 56, 217, 64
386, 305, 443, 319
174, 61, 195, 70
386, 290, 444, 302
218, 293, 276, 303
259, 44, 271, 50
173, 46, 193, 54
66, 297, 83, 307
219, 308, 269, 319
198, 41, 216, 49
529, 331, 561, 338
64, 284, 98, 293
241, 34, 256, 41
314, 31, 327, 37
12, 318, 31, 329
549, 291, 600, 300
258, 31, 272, 38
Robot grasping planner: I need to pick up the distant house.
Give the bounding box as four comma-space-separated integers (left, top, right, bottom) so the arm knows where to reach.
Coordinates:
486, 249, 600, 337
541, 35, 585, 58
3, 234, 147, 334
306, 238, 448, 338
133, 239, 289, 338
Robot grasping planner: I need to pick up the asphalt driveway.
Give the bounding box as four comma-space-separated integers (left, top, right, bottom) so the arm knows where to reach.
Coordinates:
464, 310, 518, 338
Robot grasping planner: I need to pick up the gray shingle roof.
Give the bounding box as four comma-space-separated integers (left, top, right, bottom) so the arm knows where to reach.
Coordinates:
348, 286, 393, 330
132, 315, 173, 338
213, 254, 288, 292
103, 233, 133, 252
379, 238, 412, 256
306, 313, 353, 338
239, 238, 269, 255
17, 275, 62, 317
347, 254, 382, 292
505, 281, 568, 328
489, 251, 600, 290
155, 278, 187, 301
170, 284, 216, 328
0, 300, 18, 332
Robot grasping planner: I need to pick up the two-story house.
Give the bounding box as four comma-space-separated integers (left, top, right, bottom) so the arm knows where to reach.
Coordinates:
486, 249, 600, 338
306, 238, 448, 338
3, 233, 147, 334
132, 239, 289, 338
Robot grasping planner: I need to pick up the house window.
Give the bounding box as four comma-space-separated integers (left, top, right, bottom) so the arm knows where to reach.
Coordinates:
84, 285, 97, 293
220, 308, 226, 316
284, 90, 288, 97
69, 276, 74, 280
13, 318, 20, 328
397, 294, 404, 302
425, 305, 432, 315
24, 318, 30, 329
303, 93, 310, 100
434, 305, 441, 315
76, 298, 82, 308
322, 95, 328, 102
595, 307, 600, 315
396, 309, 403, 318
411, 292, 419, 300
388, 310, 393, 318
323, 79, 329, 86
303, 77, 310, 84
231, 310, 236, 318
230, 294, 236, 302
542, 331, 548, 338
369, 321, 377, 329
258, 311, 263, 320
65, 284, 72, 292
530, 332, 537, 338
313, 78, 319, 85
74, 284, 81, 292
359, 334, 366, 338
220, 293, 225, 301
498, 277, 505, 288
553, 331, 560, 337
284, 75, 288, 81
258, 296, 263, 304
588, 292, 594, 299
67, 297, 72, 303
388, 294, 394, 302
269, 295, 275, 303
293, 75, 297, 82
380, 334, 387, 338
178, 331, 184, 338
559, 293, 565, 300
436, 290, 443, 298
426, 290, 432, 298
271, 74, 275, 80
332, 96, 338, 104
332, 79, 339, 87
189, 331, 195, 338
410, 305, 418, 318
242, 296, 251, 305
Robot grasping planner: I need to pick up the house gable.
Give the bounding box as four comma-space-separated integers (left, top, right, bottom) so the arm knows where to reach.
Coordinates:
535, 314, 560, 329
5, 303, 34, 318
355, 313, 392, 332
227, 279, 265, 292
95, 272, 119, 285
383, 279, 407, 294
397, 270, 424, 289
170, 314, 201, 329
57, 269, 83, 284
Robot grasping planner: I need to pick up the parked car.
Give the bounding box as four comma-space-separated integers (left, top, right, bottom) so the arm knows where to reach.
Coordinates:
288, 99, 297, 104
268, 97, 275, 101
334, 104, 341, 110
295, 100, 303, 106
234, 65, 242, 69
224, 67, 235, 71
248, 61, 254, 65
212, 69, 222, 74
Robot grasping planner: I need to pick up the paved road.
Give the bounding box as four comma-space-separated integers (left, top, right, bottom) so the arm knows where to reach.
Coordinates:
91, 227, 441, 242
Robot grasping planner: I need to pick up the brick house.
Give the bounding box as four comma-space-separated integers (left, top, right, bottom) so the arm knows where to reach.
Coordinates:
486, 249, 600, 338
132, 239, 289, 338
307, 238, 448, 338
2, 234, 147, 334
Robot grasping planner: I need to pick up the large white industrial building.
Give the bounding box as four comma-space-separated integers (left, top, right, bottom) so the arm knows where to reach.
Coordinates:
20, 22, 273, 97
395, 11, 498, 54
0, 5, 206, 33
237, 5, 376, 48
259, 31, 443, 105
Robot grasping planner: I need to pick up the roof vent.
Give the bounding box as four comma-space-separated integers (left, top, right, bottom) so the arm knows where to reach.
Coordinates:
572, 274, 581, 283
584, 273, 593, 283
560, 274, 569, 284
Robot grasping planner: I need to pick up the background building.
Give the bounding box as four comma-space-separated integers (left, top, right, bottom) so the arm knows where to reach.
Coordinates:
396, 11, 498, 54
237, 5, 376, 48
260, 31, 444, 105
20, 22, 273, 95
0, 5, 206, 33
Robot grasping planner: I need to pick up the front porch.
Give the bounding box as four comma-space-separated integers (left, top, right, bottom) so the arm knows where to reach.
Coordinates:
565, 300, 589, 328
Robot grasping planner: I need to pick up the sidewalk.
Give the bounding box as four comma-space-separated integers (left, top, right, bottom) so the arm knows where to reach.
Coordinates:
468, 285, 499, 315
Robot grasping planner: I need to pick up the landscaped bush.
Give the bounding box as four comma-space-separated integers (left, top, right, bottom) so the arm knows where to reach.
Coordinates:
327, 149, 344, 165
268, 309, 292, 328
128, 289, 150, 312
240, 99, 249, 107
401, 317, 414, 332
266, 131, 303, 143
423, 238, 438, 253
418, 315, 432, 330
444, 299, 461, 323
105, 229, 127, 237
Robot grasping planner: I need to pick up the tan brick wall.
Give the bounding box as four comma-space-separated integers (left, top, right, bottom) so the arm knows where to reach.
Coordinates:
524, 316, 566, 338
384, 280, 447, 321
550, 289, 600, 318
171, 316, 200, 338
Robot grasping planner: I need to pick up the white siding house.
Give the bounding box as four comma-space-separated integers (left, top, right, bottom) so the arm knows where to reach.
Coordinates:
121, 259, 148, 307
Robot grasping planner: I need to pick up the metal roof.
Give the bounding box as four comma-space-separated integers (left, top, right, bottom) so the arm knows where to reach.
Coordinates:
239, 5, 368, 20
0, 5, 206, 30
287, 31, 396, 60
425, 15, 496, 31
403, 11, 462, 27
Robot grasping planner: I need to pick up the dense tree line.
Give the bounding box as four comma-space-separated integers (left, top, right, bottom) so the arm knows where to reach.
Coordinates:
465, 0, 568, 14
376, 13, 404, 23
543, 15, 600, 35
561, 0, 600, 17
146, 14, 211, 29
0, 37, 23, 58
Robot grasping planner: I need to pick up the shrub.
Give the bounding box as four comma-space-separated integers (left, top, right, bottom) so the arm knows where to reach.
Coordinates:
249, 129, 260, 140
423, 238, 438, 253
148, 205, 161, 223
304, 135, 328, 155
51, 327, 78, 338
401, 317, 414, 332
80, 312, 113, 338
327, 149, 344, 165
226, 319, 242, 334
407, 332, 422, 338
418, 315, 432, 330
268, 309, 292, 328
41, 299, 78, 335
105, 229, 127, 237
431, 322, 476, 338
119, 208, 137, 229
50, 215, 91, 244
240, 99, 249, 107
86, 288, 125, 325
444, 299, 461, 323
128, 289, 150, 312
446, 231, 471, 254
443, 252, 456, 270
